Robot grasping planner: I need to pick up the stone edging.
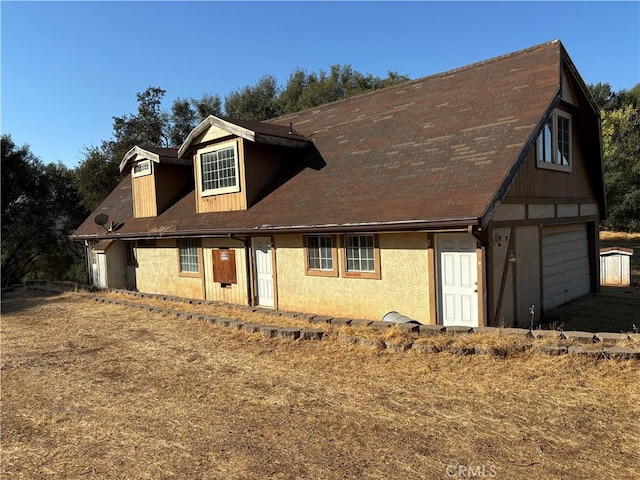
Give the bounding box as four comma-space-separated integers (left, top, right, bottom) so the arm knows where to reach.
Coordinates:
26, 282, 640, 360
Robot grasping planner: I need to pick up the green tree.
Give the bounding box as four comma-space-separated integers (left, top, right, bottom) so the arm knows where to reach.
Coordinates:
279, 65, 409, 114
112, 86, 169, 159
1, 135, 87, 287
74, 141, 121, 211
601, 104, 640, 231
75, 86, 172, 210
169, 97, 198, 147
192, 93, 223, 121
168, 94, 223, 146
225, 75, 281, 121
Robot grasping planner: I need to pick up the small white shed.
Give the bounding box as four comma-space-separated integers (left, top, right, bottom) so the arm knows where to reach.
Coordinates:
600, 247, 634, 286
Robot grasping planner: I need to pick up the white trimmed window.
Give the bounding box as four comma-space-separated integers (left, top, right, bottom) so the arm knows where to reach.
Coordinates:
536, 110, 572, 171
305, 236, 338, 276
178, 239, 199, 274
199, 142, 240, 196
342, 234, 381, 279
132, 159, 152, 177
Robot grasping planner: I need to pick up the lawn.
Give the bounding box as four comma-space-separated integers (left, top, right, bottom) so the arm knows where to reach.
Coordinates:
2, 290, 639, 479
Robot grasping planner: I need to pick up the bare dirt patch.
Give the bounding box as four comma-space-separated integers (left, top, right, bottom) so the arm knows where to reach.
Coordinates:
2, 290, 639, 479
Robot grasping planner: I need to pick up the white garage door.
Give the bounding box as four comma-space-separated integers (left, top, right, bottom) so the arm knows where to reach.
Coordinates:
542, 223, 591, 310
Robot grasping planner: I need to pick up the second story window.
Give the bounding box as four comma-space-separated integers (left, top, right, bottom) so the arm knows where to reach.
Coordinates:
132, 159, 152, 177
199, 142, 240, 196
536, 110, 572, 172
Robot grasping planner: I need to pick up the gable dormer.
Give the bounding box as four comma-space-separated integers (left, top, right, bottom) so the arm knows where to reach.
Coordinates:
120, 146, 193, 218
178, 116, 310, 214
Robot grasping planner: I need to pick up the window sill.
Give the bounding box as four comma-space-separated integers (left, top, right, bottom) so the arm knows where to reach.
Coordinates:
536, 161, 571, 173
178, 271, 202, 278
305, 268, 339, 278
342, 270, 381, 280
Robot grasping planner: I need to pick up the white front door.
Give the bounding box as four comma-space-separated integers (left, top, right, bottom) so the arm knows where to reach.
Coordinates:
437, 234, 478, 327
253, 237, 275, 308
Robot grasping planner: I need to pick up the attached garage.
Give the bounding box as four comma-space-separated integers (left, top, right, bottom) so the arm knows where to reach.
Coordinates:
542, 223, 591, 310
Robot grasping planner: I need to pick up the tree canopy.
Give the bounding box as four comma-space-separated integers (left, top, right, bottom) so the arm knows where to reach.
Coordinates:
588, 82, 640, 232
1, 135, 87, 287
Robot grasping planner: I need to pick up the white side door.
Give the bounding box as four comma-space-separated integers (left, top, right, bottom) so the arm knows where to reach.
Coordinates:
252, 237, 275, 308
96, 253, 108, 289
437, 233, 478, 327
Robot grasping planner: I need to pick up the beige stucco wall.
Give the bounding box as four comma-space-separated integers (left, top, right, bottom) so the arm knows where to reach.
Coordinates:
202, 237, 249, 305
274, 232, 432, 323
135, 239, 203, 299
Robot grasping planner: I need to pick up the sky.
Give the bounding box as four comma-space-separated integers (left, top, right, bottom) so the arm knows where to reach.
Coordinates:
2, 1, 639, 168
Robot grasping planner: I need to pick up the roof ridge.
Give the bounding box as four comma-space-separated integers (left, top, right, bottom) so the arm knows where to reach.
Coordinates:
271, 40, 561, 123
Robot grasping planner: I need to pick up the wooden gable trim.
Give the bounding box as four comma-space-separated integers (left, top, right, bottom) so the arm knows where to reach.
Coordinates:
179, 115, 310, 160
119, 145, 161, 173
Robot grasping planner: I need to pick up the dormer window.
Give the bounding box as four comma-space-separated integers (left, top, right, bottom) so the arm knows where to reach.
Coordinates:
199, 140, 240, 196
536, 110, 572, 172
132, 159, 152, 177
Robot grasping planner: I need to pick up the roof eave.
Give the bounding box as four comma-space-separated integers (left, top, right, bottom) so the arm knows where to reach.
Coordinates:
69, 217, 481, 242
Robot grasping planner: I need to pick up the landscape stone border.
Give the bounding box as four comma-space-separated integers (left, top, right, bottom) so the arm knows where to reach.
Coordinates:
21, 282, 640, 360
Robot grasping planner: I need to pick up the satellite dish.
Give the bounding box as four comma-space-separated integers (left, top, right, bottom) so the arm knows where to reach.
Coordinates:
94, 213, 109, 227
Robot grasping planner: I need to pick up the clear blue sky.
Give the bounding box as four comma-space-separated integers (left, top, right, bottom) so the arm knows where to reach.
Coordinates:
2, 1, 639, 168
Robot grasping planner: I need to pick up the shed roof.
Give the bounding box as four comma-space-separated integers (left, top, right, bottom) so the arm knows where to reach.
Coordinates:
73, 40, 598, 241
600, 247, 634, 256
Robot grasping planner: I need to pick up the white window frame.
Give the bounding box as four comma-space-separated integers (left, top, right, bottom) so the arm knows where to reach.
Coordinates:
132, 159, 152, 178
536, 110, 572, 172
197, 140, 241, 197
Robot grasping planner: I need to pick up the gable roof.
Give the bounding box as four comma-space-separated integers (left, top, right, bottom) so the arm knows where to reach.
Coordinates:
178, 115, 311, 159
72, 40, 602, 241
119, 146, 185, 173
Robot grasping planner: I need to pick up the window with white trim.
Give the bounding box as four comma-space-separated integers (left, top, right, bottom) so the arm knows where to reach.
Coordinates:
199, 142, 240, 196
178, 239, 199, 274
536, 110, 572, 171
132, 159, 152, 177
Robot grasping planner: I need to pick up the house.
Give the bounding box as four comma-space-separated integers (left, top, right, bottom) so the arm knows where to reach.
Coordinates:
71, 40, 606, 328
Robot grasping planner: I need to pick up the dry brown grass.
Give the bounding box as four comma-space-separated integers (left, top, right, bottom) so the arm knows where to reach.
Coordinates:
2, 290, 639, 479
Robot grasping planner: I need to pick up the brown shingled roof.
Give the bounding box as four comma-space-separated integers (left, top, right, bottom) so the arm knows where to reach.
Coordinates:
72, 41, 568, 240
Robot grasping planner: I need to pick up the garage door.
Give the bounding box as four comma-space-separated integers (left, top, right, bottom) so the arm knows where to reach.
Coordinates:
542, 223, 591, 310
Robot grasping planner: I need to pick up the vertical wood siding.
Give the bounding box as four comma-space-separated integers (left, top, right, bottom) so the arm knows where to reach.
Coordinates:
195, 139, 248, 213
132, 173, 157, 218
506, 122, 595, 201
202, 238, 249, 305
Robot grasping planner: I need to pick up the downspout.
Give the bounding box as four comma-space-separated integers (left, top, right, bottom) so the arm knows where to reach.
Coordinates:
230, 234, 253, 306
